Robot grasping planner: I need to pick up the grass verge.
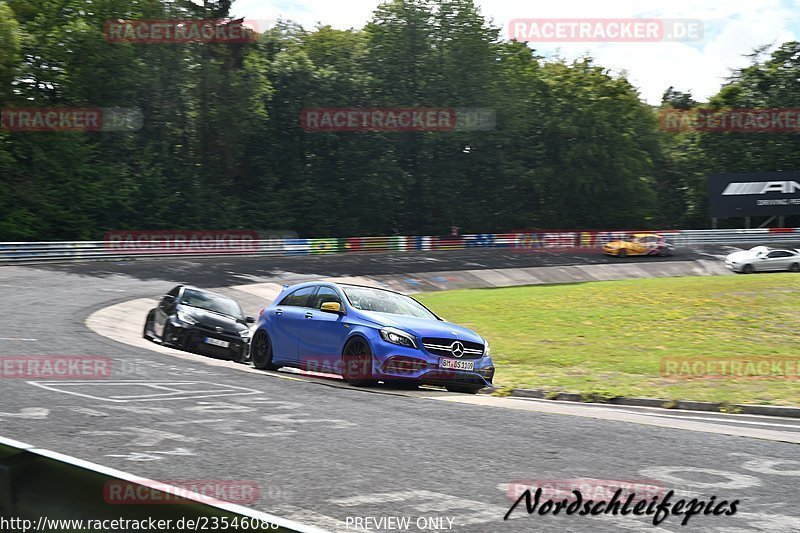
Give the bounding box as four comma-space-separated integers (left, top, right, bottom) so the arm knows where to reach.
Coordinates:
415, 274, 800, 406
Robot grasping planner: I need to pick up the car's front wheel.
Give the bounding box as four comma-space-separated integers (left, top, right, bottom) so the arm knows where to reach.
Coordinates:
742, 264, 754, 274
342, 337, 377, 387
251, 330, 278, 370
617, 249, 628, 258
143, 310, 155, 341
445, 384, 482, 394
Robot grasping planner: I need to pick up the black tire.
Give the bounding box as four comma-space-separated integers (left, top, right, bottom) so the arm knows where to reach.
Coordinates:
342, 337, 377, 387
742, 264, 754, 274
161, 322, 175, 346
790, 263, 800, 273
445, 385, 482, 394
143, 310, 155, 341
617, 249, 628, 258
251, 330, 278, 370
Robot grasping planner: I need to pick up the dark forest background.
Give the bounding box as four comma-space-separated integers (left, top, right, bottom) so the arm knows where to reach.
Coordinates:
2, 0, 800, 240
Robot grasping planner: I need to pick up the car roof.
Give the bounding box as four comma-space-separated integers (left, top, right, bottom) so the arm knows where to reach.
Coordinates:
631, 233, 661, 238
180, 285, 235, 300
282, 280, 407, 297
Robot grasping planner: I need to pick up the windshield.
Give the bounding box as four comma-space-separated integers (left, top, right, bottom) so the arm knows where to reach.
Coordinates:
343, 287, 438, 320
180, 289, 243, 319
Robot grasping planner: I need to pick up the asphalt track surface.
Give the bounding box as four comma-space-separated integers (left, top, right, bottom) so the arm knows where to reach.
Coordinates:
2, 245, 800, 533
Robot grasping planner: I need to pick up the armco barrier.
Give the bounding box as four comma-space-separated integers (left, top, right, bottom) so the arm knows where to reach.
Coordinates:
0, 436, 322, 533
0, 228, 798, 265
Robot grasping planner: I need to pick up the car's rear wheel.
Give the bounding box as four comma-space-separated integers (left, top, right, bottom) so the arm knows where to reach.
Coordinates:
143, 310, 155, 341
617, 249, 628, 258
445, 384, 482, 394
742, 264, 754, 274
342, 338, 377, 387
251, 330, 278, 370
789, 263, 800, 272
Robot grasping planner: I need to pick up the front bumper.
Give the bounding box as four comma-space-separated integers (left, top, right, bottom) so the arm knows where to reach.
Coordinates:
724, 261, 741, 272
168, 320, 250, 360
369, 339, 495, 388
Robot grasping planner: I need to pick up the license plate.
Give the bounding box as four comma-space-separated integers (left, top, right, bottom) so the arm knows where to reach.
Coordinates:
205, 337, 229, 348
439, 358, 474, 371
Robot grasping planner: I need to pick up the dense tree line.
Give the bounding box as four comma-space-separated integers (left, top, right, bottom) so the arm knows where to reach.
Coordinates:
0, 0, 798, 240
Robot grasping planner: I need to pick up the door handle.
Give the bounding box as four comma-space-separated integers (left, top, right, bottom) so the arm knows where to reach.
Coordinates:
304, 312, 314, 319
274, 310, 283, 316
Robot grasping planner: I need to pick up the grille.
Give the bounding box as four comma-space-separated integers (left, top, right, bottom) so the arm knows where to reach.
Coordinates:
197, 323, 240, 336
422, 338, 484, 359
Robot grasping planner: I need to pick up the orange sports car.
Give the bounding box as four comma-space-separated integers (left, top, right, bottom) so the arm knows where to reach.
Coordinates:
602, 233, 675, 258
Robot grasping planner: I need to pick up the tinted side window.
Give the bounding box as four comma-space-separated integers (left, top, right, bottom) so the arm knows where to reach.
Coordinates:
312, 286, 342, 309
769, 251, 791, 258
279, 286, 317, 307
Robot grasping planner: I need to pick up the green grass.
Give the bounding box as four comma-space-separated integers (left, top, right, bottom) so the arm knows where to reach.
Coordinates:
415, 275, 800, 406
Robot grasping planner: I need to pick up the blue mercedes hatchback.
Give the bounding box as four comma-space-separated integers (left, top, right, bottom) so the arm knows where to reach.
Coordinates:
250, 282, 494, 393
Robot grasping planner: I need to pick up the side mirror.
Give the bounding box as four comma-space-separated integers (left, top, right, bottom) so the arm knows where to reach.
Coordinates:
245, 316, 256, 324
320, 302, 343, 314
160, 295, 175, 308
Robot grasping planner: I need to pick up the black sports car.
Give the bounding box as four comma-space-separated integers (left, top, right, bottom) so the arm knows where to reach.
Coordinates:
144, 285, 254, 362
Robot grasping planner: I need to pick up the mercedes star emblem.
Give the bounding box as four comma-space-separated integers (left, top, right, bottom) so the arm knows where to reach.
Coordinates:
451, 341, 465, 358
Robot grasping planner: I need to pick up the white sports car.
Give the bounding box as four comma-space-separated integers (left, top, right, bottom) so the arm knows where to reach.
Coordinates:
724, 246, 800, 273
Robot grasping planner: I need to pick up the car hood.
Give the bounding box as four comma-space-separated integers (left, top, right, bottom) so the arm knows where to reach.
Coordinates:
725, 250, 759, 261
356, 311, 484, 344
179, 305, 247, 332
604, 241, 629, 248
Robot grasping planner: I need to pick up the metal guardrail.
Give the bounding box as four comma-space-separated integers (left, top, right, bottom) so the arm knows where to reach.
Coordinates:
0, 436, 324, 533
0, 229, 798, 265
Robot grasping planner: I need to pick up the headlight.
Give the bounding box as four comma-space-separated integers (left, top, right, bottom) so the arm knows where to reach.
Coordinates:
379, 327, 418, 349
239, 329, 251, 338
176, 310, 197, 325
484, 339, 491, 357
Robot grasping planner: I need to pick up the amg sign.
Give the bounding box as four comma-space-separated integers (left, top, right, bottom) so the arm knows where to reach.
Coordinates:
709, 171, 800, 217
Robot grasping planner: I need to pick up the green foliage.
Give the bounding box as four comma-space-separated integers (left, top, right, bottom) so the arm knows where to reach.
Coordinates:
1, 0, 797, 240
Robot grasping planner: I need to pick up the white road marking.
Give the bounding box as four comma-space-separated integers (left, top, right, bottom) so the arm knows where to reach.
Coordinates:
26, 380, 262, 402
0, 337, 38, 341
261, 413, 356, 430
428, 396, 800, 444
80, 427, 198, 447
733, 454, 800, 477
70, 407, 110, 417
267, 505, 351, 533
184, 401, 256, 413
638, 467, 761, 490
158, 418, 295, 438
0, 407, 49, 420
105, 448, 197, 462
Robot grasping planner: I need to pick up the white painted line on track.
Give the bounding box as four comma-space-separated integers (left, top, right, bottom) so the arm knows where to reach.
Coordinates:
426, 395, 800, 445
0, 435, 329, 533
